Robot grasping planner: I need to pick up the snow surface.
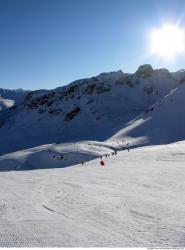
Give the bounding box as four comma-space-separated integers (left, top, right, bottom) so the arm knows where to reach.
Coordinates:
0, 142, 184, 247
0, 66, 185, 247
111, 83, 185, 146
0, 141, 117, 171
0, 97, 14, 111
0, 88, 28, 111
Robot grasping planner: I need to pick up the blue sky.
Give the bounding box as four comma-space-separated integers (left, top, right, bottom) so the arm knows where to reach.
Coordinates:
1, 0, 185, 90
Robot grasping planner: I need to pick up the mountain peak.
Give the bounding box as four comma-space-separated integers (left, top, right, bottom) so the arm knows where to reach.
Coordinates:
135, 64, 153, 76
0, 65, 185, 155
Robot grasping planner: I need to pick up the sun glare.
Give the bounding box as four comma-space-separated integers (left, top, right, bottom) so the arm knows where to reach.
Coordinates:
149, 24, 185, 59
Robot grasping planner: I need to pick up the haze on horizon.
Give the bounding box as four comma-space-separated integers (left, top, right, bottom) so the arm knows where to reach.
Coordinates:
1, 0, 185, 90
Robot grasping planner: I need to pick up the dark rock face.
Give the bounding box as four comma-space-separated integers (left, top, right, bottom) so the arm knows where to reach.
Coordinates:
83, 84, 96, 95
135, 64, 154, 77
144, 84, 155, 94
64, 107, 81, 121
0, 121, 4, 128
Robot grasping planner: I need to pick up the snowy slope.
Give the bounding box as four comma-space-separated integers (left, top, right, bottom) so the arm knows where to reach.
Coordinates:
0, 65, 185, 247
110, 83, 185, 146
0, 88, 28, 111
0, 141, 117, 171
0, 142, 185, 247
0, 97, 15, 110
0, 65, 183, 155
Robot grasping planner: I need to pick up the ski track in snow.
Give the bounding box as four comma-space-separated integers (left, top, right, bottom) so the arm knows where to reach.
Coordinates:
0, 143, 185, 246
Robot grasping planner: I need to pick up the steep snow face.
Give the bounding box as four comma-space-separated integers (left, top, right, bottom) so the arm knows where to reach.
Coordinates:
0, 65, 183, 155
110, 83, 185, 146
0, 88, 28, 111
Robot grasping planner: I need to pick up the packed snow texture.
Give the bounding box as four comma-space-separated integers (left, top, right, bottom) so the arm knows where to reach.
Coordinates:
0, 142, 184, 247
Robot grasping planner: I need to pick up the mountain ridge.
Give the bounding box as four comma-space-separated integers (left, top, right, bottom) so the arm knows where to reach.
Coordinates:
0, 64, 185, 156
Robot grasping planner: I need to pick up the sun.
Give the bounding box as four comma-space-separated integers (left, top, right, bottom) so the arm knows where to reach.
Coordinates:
149, 24, 185, 59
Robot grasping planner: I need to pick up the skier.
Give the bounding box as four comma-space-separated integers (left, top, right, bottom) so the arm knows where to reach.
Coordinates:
126, 143, 130, 152
100, 160, 105, 166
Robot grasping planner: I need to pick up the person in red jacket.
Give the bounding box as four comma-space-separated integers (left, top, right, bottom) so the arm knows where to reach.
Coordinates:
100, 160, 105, 166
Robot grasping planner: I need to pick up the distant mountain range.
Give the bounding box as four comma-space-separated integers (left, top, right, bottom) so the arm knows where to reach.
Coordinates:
0, 88, 28, 111
0, 64, 185, 156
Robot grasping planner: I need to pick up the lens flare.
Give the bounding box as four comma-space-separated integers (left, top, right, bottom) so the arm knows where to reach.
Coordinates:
149, 24, 185, 59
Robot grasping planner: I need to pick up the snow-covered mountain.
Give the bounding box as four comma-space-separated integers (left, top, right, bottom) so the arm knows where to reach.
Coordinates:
111, 81, 185, 146
0, 64, 185, 156
0, 97, 15, 110
1, 65, 185, 247
0, 88, 28, 111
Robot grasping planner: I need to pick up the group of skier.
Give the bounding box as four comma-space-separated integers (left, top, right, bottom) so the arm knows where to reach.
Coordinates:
53, 154, 64, 160
99, 143, 130, 167
52, 142, 130, 168
99, 150, 118, 167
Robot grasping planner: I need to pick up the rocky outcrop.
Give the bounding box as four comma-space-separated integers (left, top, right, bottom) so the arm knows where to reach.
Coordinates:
135, 64, 154, 78
64, 107, 81, 121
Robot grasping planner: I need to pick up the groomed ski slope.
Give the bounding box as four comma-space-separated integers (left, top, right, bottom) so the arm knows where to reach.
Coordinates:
0, 141, 185, 247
